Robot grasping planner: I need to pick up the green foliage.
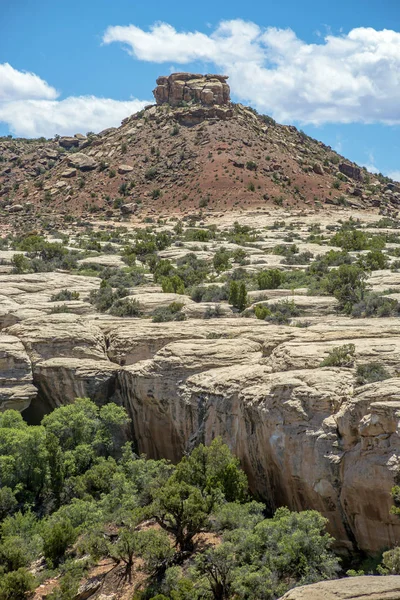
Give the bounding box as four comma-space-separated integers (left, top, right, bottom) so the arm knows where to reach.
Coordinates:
257, 269, 284, 290
356, 363, 391, 385
51, 289, 80, 302
42, 518, 77, 567
358, 250, 388, 271
11, 254, 30, 274
161, 275, 185, 294
0, 568, 36, 600
108, 297, 142, 317
213, 248, 231, 273
320, 344, 355, 367
255, 299, 301, 325
351, 293, 399, 318
323, 264, 368, 312
381, 547, 400, 574
229, 281, 247, 311
152, 302, 186, 323
331, 228, 385, 251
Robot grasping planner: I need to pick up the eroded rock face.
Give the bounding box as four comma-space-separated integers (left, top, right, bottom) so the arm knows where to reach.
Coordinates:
0, 335, 36, 411
153, 73, 230, 107
278, 576, 400, 600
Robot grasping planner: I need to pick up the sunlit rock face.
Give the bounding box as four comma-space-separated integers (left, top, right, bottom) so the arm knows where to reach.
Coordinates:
153, 73, 230, 107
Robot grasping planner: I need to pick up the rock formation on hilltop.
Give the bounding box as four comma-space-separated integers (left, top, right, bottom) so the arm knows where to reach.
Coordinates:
153, 73, 230, 107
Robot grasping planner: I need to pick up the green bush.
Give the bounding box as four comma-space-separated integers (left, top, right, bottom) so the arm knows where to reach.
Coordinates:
152, 302, 186, 323
320, 343, 355, 367
213, 247, 232, 273
323, 264, 368, 312
356, 363, 391, 385
352, 293, 399, 318
257, 269, 284, 290
161, 275, 185, 294
0, 568, 36, 600
109, 297, 142, 317
263, 299, 301, 324
51, 290, 80, 302
229, 281, 247, 311
42, 519, 77, 567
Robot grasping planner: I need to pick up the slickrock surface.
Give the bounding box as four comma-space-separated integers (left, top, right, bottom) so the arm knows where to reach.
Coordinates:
279, 576, 400, 599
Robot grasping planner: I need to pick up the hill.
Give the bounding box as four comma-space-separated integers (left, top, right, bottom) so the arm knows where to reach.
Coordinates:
1, 73, 398, 233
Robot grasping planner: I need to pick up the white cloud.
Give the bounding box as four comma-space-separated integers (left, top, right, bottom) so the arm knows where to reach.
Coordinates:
0, 63, 149, 137
388, 170, 400, 182
103, 21, 400, 125
0, 63, 58, 101
0, 96, 149, 138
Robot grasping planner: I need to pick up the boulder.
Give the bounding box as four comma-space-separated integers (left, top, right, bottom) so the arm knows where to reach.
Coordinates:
61, 168, 77, 178
313, 163, 324, 175
59, 136, 79, 149
339, 162, 363, 181
67, 153, 97, 171
118, 164, 134, 174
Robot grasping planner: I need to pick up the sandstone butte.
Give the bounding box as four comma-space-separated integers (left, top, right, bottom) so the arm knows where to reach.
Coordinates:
2, 74, 400, 594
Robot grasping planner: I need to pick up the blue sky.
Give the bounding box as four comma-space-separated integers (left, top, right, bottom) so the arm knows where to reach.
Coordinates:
1, 0, 400, 179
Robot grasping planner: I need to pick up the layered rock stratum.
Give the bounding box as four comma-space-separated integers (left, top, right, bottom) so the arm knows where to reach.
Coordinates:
1, 209, 400, 556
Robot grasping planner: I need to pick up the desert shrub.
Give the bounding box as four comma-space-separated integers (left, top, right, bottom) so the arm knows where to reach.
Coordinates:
191, 285, 228, 303
257, 269, 284, 290
213, 247, 232, 273
184, 229, 215, 242
254, 305, 271, 320
108, 297, 142, 317
323, 264, 368, 312
358, 250, 388, 271
51, 290, 80, 302
89, 283, 129, 312
356, 363, 391, 385
351, 293, 399, 318
283, 251, 313, 265
264, 299, 301, 324
145, 167, 158, 180
380, 547, 400, 574
152, 302, 186, 323
175, 253, 211, 287
320, 344, 355, 367
11, 254, 30, 274
161, 275, 185, 294
204, 304, 223, 319
50, 305, 71, 314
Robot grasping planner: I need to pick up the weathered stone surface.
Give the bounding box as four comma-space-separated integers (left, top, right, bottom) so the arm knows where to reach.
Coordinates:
118, 164, 134, 174
313, 162, 324, 175
33, 357, 120, 411
59, 136, 79, 149
153, 73, 230, 107
339, 162, 363, 181
67, 153, 97, 171
5, 314, 107, 364
279, 576, 400, 599
61, 168, 77, 178
0, 335, 36, 411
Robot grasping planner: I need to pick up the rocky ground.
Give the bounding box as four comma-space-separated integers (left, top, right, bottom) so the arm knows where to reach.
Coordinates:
2, 208, 400, 564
